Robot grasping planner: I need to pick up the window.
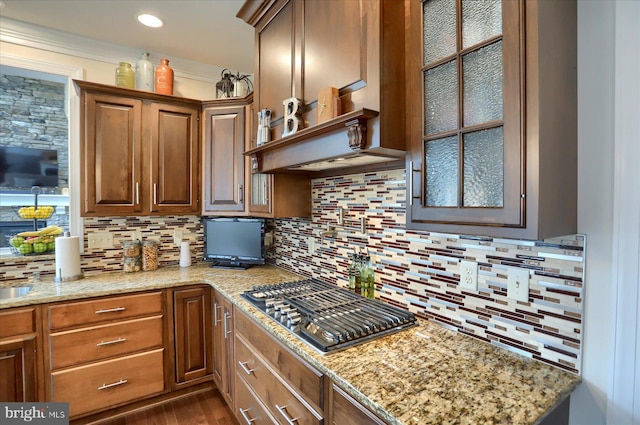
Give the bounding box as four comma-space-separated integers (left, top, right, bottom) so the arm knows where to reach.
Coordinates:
0, 56, 83, 256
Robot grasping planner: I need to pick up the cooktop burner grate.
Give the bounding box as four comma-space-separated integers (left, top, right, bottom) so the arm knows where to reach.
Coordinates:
242, 278, 417, 354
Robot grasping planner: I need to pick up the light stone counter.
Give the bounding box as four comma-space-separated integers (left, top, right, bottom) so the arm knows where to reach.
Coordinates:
0, 264, 580, 424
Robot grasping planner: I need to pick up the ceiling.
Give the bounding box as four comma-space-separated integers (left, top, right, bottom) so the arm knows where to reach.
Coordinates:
0, 0, 255, 74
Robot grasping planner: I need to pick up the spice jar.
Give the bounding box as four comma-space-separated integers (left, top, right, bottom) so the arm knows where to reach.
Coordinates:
142, 241, 158, 271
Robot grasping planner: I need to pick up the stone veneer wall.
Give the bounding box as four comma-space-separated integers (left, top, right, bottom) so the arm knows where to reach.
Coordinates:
0, 73, 69, 228
266, 169, 584, 375
0, 73, 69, 190
0, 170, 584, 374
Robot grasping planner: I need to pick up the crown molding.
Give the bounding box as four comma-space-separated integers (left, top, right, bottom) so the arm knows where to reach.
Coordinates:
0, 17, 229, 83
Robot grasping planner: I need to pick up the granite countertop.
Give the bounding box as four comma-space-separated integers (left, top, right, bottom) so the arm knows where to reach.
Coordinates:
0, 264, 581, 425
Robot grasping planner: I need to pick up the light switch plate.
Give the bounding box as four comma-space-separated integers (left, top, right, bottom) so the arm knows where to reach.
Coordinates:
460, 260, 478, 291
88, 232, 113, 249
507, 268, 530, 302
308, 237, 315, 254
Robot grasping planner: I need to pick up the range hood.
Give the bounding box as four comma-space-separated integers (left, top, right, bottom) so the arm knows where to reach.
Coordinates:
244, 109, 405, 175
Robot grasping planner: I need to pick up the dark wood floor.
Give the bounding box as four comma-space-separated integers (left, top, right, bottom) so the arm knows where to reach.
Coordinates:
86, 389, 238, 425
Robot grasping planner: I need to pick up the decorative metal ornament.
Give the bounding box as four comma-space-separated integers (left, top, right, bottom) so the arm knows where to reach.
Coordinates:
216, 69, 234, 98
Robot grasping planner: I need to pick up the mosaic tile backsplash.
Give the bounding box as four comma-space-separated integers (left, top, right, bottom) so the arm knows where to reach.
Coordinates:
0, 216, 204, 282
266, 169, 584, 375
0, 169, 584, 374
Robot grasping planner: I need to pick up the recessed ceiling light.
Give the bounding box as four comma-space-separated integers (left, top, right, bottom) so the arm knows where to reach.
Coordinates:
137, 14, 163, 28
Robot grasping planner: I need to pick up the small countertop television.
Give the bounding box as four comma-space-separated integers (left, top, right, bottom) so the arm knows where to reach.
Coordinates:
203, 217, 265, 269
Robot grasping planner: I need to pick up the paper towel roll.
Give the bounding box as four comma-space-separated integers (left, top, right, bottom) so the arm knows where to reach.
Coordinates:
55, 235, 83, 282
179, 241, 191, 267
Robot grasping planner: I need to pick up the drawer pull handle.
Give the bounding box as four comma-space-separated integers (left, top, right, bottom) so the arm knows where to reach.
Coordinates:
213, 303, 222, 326
275, 404, 298, 425
95, 307, 126, 314
237, 360, 255, 375
96, 337, 127, 347
98, 379, 128, 390
239, 407, 257, 424
223, 312, 232, 338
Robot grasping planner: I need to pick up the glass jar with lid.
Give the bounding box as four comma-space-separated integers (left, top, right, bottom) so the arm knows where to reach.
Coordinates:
142, 240, 158, 271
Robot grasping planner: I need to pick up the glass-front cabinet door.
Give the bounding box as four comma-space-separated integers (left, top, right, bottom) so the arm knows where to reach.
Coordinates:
248, 172, 271, 215
407, 0, 524, 231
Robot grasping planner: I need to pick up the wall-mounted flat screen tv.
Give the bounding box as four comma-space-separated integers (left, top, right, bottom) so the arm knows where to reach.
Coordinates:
0, 146, 58, 189
203, 217, 265, 269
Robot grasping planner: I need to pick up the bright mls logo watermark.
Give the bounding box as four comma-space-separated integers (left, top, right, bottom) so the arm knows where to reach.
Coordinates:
1, 403, 68, 424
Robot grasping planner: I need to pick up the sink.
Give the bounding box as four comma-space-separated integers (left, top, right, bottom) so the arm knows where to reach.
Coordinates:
0, 286, 32, 299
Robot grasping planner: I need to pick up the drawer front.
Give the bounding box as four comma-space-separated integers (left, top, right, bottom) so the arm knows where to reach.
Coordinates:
51, 348, 165, 418
49, 315, 164, 369
235, 310, 323, 408
48, 291, 162, 330
0, 307, 36, 338
235, 334, 322, 425
235, 370, 278, 425
332, 384, 387, 425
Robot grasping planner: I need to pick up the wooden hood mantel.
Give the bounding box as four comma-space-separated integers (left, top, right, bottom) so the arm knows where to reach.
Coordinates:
244, 108, 404, 174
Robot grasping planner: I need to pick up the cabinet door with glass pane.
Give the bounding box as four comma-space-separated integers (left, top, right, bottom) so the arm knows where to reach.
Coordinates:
406, 0, 524, 231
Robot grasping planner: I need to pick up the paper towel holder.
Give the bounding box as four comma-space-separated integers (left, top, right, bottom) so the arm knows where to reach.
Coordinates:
54, 232, 84, 283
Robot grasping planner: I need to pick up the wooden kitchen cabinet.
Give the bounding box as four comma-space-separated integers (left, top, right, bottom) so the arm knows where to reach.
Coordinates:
171, 286, 212, 388
203, 97, 311, 217
331, 383, 387, 425
211, 288, 234, 407
76, 80, 200, 216
405, 0, 577, 240
44, 291, 166, 418
0, 306, 41, 402
234, 308, 324, 425
238, 0, 406, 173
202, 100, 248, 215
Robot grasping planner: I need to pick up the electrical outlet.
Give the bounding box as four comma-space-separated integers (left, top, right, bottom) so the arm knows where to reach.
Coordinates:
88, 232, 113, 249
173, 229, 183, 245
133, 229, 142, 241
460, 260, 478, 291
308, 237, 315, 254
507, 268, 530, 302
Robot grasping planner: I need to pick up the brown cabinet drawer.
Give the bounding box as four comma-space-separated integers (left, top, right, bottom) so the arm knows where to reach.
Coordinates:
48, 291, 162, 330
235, 370, 278, 425
0, 307, 37, 338
51, 348, 165, 418
332, 384, 387, 425
235, 310, 323, 409
235, 334, 322, 425
49, 315, 163, 369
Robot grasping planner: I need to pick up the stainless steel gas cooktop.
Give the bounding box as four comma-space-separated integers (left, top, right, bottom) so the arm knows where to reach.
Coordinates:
242, 278, 417, 354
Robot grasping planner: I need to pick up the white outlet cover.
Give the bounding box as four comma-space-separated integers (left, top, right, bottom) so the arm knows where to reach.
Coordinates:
507, 268, 530, 302
460, 260, 478, 291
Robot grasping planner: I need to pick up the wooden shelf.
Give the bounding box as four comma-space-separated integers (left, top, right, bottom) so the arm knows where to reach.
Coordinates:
244, 108, 379, 157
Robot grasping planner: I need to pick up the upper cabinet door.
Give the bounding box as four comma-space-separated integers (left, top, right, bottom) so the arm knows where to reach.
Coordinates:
240, 0, 406, 173
81, 92, 143, 216
77, 80, 203, 217
148, 103, 200, 214
406, 0, 577, 240
202, 105, 246, 214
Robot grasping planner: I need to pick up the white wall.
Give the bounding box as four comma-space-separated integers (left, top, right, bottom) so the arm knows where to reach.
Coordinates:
573, 1, 640, 424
